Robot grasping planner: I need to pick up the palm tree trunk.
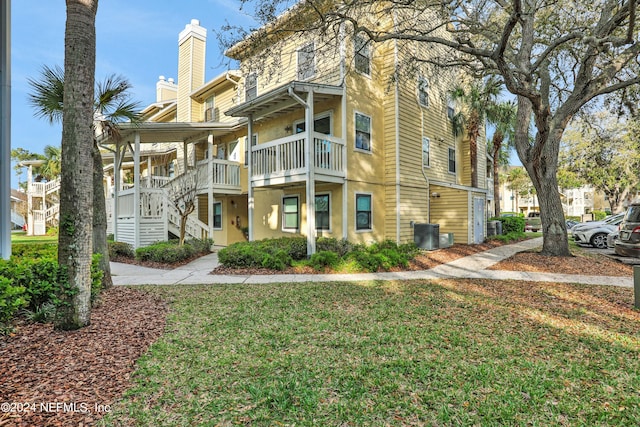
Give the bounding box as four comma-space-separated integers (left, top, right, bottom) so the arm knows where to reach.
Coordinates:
93, 142, 112, 289
492, 132, 503, 217
56, 0, 98, 330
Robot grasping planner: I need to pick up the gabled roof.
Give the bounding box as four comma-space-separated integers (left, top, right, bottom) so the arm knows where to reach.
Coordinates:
225, 81, 343, 121
191, 70, 241, 101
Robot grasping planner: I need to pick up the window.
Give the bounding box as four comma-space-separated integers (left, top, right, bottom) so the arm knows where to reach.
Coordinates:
295, 114, 332, 135
355, 112, 371, 151
448, 147, 456, 173
422, 137, 430, 168
244, 134, 257, 166
283, 196, 299, 230
315, 194, 330, 230
213, 202, 222, 229
354, 34, 371, 75
447, 105, 455, 121
245, 73, 257, 101
297, 43, 315, 80
355, 194, 372, 231
204, 95, 215, 121
418, 77, 429, 107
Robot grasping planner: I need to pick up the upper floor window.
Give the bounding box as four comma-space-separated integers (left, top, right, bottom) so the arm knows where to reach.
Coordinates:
355, 112, 371, 152
354, 34, 371, 75
204, 95, 215, 121
298, 43, 315, 80
422, 137, 430, 168
245, 73, 257, 101
418, 77, 429, 107
448, 147, 456, 173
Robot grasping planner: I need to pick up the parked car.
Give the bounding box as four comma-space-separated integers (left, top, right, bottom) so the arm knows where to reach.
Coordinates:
607, 229, 619, 249
525, 211, 541, 232
573, 221, 621, 249
569, 213, 625, 236
565, 220, 579, 230
614, 204, 640, 257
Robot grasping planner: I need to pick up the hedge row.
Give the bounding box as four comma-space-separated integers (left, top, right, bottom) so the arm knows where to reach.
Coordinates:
108, 238, 213, 264
218, 237, 420, 273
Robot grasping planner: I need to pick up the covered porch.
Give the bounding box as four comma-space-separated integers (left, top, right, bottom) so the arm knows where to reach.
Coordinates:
99, 121, 244, 248
226, 81, 346, 255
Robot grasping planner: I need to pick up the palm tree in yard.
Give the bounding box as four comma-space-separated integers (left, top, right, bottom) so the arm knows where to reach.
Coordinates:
449, 75, 502, 188
487, 101, 516, 217
28, 66, 141, 294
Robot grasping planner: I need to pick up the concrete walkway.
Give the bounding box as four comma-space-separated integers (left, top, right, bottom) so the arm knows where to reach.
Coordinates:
110, 237, 634, 288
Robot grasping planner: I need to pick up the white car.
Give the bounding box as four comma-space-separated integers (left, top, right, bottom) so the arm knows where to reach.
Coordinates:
569, 213, 625, 236
572, 214, 625, 249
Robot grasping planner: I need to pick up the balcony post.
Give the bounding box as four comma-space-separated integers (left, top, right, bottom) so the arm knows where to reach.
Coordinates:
133, 132, 141, 249
208, 133, 214, 238
305, 90, 316, 256
247, 114, 254, 241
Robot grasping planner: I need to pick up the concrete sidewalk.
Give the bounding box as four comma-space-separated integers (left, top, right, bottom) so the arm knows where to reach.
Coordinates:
110, 237, 633, 288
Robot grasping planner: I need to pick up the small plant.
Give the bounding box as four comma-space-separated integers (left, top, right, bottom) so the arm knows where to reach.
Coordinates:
498, 216, 526, 234
0, 276, 28, 326
109, 241, 135, 259
135, 239, 211, 264
310, 251, 339, 271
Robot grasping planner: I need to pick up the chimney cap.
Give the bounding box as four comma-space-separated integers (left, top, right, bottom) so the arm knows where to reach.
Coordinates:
158, 75, 166, 81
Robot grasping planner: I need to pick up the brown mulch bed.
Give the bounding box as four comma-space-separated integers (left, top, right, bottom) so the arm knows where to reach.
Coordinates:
0, 288, 168, 427
110, 254, 202, 270
488, 250, 633, 277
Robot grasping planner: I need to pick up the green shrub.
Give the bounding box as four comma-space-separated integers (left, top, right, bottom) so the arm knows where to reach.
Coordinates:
135, 239, 210, 264
218, 237, 306, 269
218, 242, 263, 268
310, 251, 340, 270
0, 276, 28, 325
11, 243, 57, 259
488, 231, 526, 243
261, 250, 292, 271
592, 210, 608, 221
498, 216, 526, 234
316, 237, 352, 257
109, 241, 134, 259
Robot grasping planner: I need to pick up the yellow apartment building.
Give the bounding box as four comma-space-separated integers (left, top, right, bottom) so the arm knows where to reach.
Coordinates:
99, 6, 490, 252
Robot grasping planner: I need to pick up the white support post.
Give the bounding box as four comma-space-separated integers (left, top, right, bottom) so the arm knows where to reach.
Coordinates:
147, 156, 152, 187
208, 133, 214, 238
0, 0, 10, 259
133, 132, 141, 249
113, 144, 121, 241
183, 141, 188, 173
27, 165, 33, 236
247, 115, 254, 241
341, 86, 348, 240
305, 90, 316, 256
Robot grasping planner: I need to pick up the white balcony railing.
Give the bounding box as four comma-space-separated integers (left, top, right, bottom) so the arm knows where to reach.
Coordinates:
251, 132, 345, 184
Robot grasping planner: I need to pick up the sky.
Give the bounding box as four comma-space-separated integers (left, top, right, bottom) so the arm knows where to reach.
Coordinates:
10, 0, 255, 188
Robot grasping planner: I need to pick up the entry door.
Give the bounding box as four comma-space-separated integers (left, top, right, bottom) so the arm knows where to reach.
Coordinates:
473, 197, 485, 244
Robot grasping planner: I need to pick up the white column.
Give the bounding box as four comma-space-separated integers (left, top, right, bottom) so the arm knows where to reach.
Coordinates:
146, 156, 152, 187
27, 165, 33, 236
183, 141, 188, 173
133, 132, 141, 248
113, 145, 121, 241
341, 86, 348, 240
305, 90, 316, 256
0, 0, 10, 259
208, 134, 214, 238
247, 115, 254, 241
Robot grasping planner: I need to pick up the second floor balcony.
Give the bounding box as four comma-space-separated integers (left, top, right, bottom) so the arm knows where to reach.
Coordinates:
251, 132, 346, 187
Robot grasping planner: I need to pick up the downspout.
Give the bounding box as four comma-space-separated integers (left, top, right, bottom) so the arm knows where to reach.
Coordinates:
247, 114, 254, 241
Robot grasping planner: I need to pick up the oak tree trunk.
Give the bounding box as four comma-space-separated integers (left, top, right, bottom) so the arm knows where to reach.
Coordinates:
56, 0, 98, 330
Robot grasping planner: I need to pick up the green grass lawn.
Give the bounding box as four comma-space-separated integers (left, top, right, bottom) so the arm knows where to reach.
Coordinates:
102, 280, 640, 426
10, 232, 58, 244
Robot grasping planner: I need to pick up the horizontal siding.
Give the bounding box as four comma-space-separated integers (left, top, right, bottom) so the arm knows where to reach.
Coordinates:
428, 185, 470, 244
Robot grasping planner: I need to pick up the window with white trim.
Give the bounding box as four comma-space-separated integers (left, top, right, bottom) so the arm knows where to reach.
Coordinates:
355, 194, 372, 231
245, 73, 257, 101
448, 147, 456, 173
297, 43, 315, 80
418, 77, 429, 107
355, 112, 371, 152
213, 202, 222, 229
283, 196, 299, 230
315, 194, 330, 230
354, 34, 371, 75
204, 95, 215, 121
422, 137, 430, 168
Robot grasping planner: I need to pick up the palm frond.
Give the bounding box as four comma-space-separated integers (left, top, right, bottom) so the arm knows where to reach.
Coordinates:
27, 65, 65, 125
